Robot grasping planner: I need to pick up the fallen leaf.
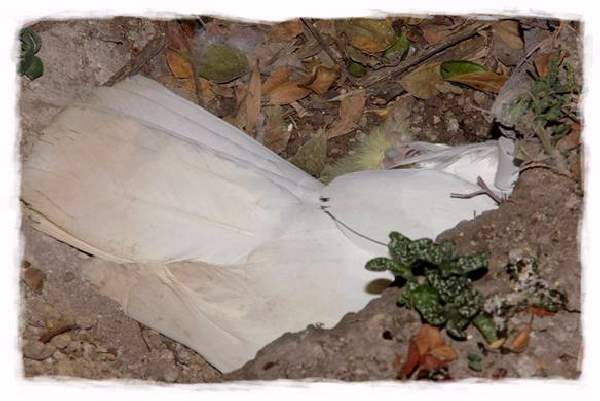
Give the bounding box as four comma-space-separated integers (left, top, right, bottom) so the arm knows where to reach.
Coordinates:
23, 267, 45, 292
195, 43, 249, 84
157, 75, 199, 103
422, 24, 457, 45
304, 65, 338, 95
262, 105, 291, 153
198, 78, 216, 102
440, 61, 507, 93
327, 89, 366, 138
270, 19, 304, 42
557, 122, 581, 152
399, 337, 422, 378
493, 20, 524, 49
534, 51, 567, 78
414, 324, 445, 355
440, 60, 487, 78
428, 344, 458, 362
166, 50, 194, 79
336, 18, 396, 55
445, 71, 507, 93
266, 81, 312, 105
528, 306, 557, 317
243, 62, 261, 134
420, 354, 447, 372
508, 323, 532, 353
211, 83, 235, 98
262, 66, 293, 95
400, 62, 444, 99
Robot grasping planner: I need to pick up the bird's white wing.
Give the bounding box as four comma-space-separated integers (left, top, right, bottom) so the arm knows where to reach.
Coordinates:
321, 169, 498, 256
22, 76, 322, 265
82, 204, 386, 373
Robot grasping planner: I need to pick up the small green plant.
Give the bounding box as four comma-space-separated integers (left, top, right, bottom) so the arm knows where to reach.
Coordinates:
365, 232, 498, 344
18, 28, 44, 81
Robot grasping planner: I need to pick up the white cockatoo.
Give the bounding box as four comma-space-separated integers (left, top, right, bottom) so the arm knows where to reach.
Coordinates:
21, 76, 518, 372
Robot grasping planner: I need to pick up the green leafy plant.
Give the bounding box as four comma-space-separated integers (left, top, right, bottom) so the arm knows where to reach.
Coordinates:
19, 28, 44, 81
365, 232, 498, 344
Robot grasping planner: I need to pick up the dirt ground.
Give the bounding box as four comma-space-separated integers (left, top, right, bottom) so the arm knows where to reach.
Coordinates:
18, 17, 583, 382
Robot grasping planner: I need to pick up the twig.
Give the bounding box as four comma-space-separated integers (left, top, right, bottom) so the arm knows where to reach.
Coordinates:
39, 323, 80, 344
450, 176, 504, 205
359, 21, 489, 89
300, 18, 338, 66
103, 31, 167, 87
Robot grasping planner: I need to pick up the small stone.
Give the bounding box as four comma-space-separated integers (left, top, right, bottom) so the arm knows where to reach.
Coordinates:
23, 340, 56, 360
23, 267, 46, 292
76, 316, 97, 330
433, 115, 440, 124
50, 333, 71, 349
516, 355, 538, 377
163, 366, 180, 383
446, 117, 460, 133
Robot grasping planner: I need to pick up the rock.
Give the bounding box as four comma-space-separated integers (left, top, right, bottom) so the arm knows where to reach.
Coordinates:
23, 267, 46, 292
50, 333, 71, 349
23, 340, 56, 360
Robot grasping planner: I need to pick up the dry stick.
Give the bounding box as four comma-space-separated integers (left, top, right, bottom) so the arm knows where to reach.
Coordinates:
300, 18, 338, 66
359, 21, 490, 88
104, 31, 167, 87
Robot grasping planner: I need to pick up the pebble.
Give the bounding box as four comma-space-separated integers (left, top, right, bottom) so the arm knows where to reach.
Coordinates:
23, 267, 46, 292
163, 366, 180, 383
50, 333, 72, 349
76, 316, 97, 330
23, 340, 56, 360
446, 117, 460, 133
516, 355, 538, 377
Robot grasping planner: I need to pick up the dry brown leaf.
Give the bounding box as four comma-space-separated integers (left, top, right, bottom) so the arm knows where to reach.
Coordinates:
267, 81, 312, 105
414, 324, 445, 355
508, 323, 532, 353
327, 89, 366, 138
446, 71, 508, 93
493, 20, 524, 49
534, 51, 567, 78
399, 337, 422, 379
421, 25, 456, 45
557, 122, 581, 152
428, 344, 458, 362
270, 20, 304, 42
336, 19, 396, 55
262, 66, 293, 95
198, 78, 216, 103
420, 354, 448, 372
400, 62, 444, 99
211, 83, 235, 98
528, 306, 557, 317
166, 50, 194, 79
304, 65, 338, 95
243, 62, 261, 134
262, 105, 290, 154
157, 75, 198, 103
